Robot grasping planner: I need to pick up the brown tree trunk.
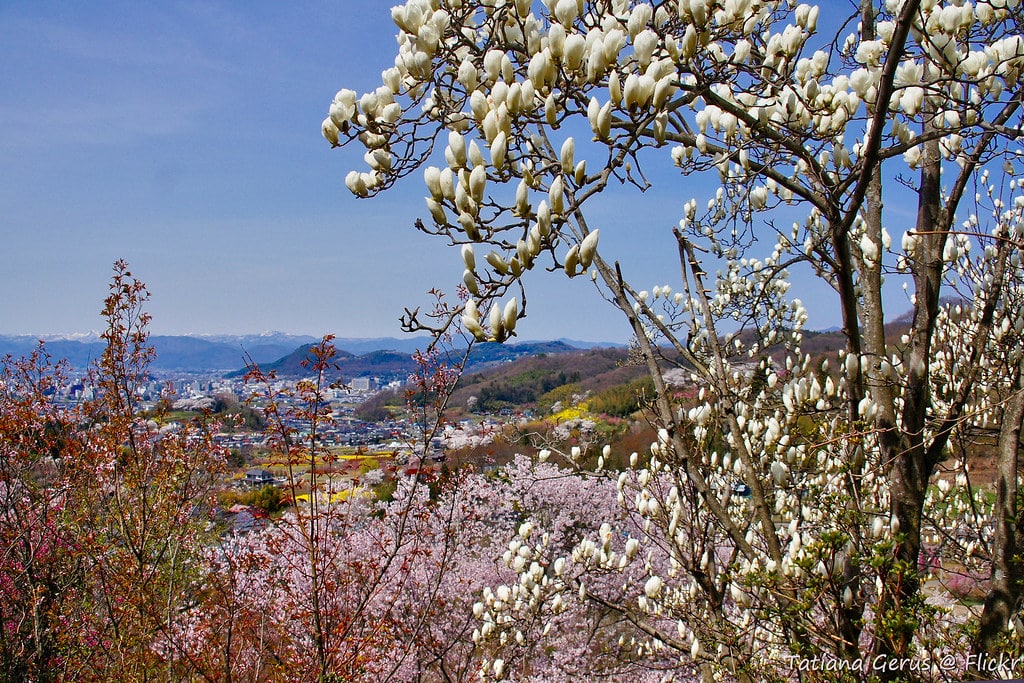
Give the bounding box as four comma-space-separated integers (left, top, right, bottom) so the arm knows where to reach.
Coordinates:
871, 102, 944, 678
975, 365, 1024, 659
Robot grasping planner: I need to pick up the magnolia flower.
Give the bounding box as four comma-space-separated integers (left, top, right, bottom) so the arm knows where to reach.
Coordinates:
560, 137, 575, 171
329, 88, 357, 127
549, 175, 565, 214
486, 251, 510, 274
564, 243, 580, 276
491, 131, 508, 169
448, 130, 467, 168
321, 117, 340, 146
461, 244, 476, 271
579, 229, 599, 268
502, 297, 518, 333
859, 233, 880, 263
488, 302, 502, 337
424, 166, 442, 198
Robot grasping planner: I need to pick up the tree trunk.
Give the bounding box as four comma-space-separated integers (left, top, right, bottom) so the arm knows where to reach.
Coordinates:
871, 102, 945, 677
975, 364, 1024, 659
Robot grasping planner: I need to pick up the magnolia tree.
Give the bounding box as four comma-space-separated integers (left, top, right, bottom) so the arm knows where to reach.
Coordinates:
325, 0, 1024, 680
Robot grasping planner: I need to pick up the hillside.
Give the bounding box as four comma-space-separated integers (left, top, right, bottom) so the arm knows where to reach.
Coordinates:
354, 344, 653, 420
448, 346, 644, 410
439, 317, 927, 417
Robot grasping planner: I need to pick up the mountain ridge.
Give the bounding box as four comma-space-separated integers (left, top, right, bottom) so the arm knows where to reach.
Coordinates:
226, 339, 586, 380
0, 334, 617, 375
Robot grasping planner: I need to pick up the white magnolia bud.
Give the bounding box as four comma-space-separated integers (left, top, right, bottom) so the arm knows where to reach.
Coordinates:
439, 168, 455, 199
587, 97, 601, 133
549, 175, 565, 214
457, 212, 480, 240
515, 179, 530, 217
448, 131, 467, 167
321, 117, 339, 146
345, 170, 369, 196
544, 91, 559, 125
484, 49, 504, 82
463, 269, 479, 295
564, 33, 586, 70
536, 200, 552, 235
462, 244, 476, 271
491, 131, 508, 169
469, 165, 486, 203
468, 140, 485, 169
596, 101, 612, 139
470, 90, 489, 121
564, 244, 580, 276
560, 137, 575, 171
486, 251, 510, 274
503, 297, 518, 332
574, 159, 587, 185
608, 69, 622, 104
489, 302, 503, 337
516, 239, 530, 269
860, 233, 879, 263
579, 229, 600, 268
462, 300, 484, 339
425, 198, 446, 225
770, 461, 790, 486
457, 59, 478, 90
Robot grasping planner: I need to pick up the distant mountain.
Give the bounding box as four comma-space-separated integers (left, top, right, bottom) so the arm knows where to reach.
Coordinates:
231, 346, 409, 379
467, 340, 580, 365
190, 332, 319, 347
227, 340, 584, 380
331, 336, 435, 355
0, 337, 107, 368
520, 337, 626, 350
150, 336, 279, 371
0, 334, 315, 373
0, 333, 618, 375
325, 336, 617, 356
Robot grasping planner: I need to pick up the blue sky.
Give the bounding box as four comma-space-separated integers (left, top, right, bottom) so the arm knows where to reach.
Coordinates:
1, 1, 854, 343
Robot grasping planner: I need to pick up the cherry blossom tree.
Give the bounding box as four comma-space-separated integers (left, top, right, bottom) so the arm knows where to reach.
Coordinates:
0, 262, 227, 681
175, 448, 677, 682
325, 0, 1024, 679
75, 262, 229, 681
169, 335, 479, 682
0, 346, 88, 682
